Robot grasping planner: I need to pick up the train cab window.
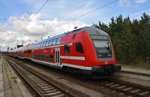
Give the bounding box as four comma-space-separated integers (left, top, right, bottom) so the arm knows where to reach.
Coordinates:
56, 38, 61, 44
76, 43, 84, 53
64, 45, 70, 54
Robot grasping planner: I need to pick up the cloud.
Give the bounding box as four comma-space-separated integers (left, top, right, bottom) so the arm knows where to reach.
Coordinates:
0, 24, 7, 32
135, 0, 147, 4
0, 14, 89, 51
118, 0, 147, 7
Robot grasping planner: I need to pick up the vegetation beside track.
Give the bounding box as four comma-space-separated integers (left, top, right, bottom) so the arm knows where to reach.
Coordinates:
93, 13, 150, 65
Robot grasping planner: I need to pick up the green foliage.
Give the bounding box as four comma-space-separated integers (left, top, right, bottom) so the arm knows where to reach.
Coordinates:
93, 13, 150, 64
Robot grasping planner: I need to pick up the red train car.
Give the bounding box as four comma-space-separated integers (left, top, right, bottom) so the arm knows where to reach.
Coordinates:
12, 26, 121, 75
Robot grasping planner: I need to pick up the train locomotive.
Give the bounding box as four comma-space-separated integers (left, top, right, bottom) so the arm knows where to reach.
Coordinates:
9, 26, 121, 75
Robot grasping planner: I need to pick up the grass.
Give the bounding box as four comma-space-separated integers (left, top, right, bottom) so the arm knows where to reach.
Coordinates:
118, 58, 150, 69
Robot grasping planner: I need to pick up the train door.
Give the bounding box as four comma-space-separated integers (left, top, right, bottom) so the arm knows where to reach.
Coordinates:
55, 48, 60, 67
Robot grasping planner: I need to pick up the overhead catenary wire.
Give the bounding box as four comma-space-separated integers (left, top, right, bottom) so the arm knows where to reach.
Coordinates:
29, 0, 49, 21
44, 0, 120, 38
22, 0, 49, 43
61, 0, 119, 26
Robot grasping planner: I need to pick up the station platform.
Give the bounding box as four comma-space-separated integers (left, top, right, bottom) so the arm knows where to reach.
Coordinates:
121, 65, 150, 75
0, 55, 32, 97
0, 56, 4, 97
113, 65, 150, 87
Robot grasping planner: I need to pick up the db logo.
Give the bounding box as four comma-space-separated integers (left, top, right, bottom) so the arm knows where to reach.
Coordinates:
105, 61, 108, 64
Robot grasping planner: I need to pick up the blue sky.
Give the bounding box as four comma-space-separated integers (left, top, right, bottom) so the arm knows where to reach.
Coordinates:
0, 0, 150, 51
0, 0, 150, 24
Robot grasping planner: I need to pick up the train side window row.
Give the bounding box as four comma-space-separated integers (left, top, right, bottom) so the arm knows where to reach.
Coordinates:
33, 37, 61, 49
64, 43, 84, 54
34, 54, 54, 62
64, 45, 70, 54
24, 50, 32, 53
76, 43, 84, 53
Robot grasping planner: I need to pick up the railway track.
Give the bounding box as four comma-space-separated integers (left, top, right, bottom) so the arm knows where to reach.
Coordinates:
4, 55, 150, 97
4, 57, 89, 97
86, 79, 150, 97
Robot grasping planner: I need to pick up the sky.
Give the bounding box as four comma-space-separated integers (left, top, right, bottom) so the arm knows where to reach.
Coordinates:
0, 0, 150, 51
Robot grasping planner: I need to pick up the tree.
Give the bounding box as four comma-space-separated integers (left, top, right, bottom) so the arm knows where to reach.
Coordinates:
93, 13, 150, 64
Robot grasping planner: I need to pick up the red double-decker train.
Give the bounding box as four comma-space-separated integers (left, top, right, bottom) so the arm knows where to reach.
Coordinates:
9, 26, 121, 75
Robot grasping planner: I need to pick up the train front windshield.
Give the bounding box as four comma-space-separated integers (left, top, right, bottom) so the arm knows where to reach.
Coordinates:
91, 35, 112, 59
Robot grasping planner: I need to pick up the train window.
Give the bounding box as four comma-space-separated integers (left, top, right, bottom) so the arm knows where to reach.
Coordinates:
64, 45, 70, 54
49, 55, 54, 62
24, 50, 27, 53
28, 50, 32, 53
36, 44, 38, 48
42, 42, 44, 47
56, 38, 61, 44
37, 44, 39, 48
47, 40, 50, 46
49, 40, 51, 45
50, 39, 53, 45
38, 43, 40, 48
76, 43, 84, 53
37, 43, 39, 48
45, 41, 47, 46
45, 41, 48, 46
40, 42, 42, 47
44, 41, 46, 47
39, 43, 40, 47
46, 41, 49, 46
43, 42, 46, 47
39, 43, 41, 47
53, 38, 57, 45
91, 35, 108, 40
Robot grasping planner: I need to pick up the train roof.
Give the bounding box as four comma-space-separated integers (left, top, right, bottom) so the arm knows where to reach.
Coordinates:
77, 26, 108, 36
34, 26, 108, 44
16, 26, 109, 51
